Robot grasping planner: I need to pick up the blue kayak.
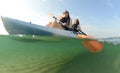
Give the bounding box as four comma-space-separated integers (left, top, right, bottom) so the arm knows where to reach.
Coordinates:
1, 17, 77, 38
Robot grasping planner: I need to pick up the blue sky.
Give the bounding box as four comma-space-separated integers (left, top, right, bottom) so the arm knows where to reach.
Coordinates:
0, 0, 120, 38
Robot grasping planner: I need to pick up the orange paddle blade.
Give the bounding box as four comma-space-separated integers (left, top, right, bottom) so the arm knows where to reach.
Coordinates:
83, 40, 103, 53
78, 34, 87, 38
78, 34, 93, 39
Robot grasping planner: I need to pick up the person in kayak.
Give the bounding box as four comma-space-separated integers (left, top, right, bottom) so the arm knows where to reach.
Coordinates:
72, 19, 81, 32
72, 19, 87, 35
46, 10, 72, 30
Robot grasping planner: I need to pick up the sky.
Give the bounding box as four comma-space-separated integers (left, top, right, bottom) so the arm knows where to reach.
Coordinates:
0, 0, 120, 38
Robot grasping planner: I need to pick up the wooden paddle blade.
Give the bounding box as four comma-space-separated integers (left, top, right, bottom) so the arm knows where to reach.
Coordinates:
83, 40, 103, 53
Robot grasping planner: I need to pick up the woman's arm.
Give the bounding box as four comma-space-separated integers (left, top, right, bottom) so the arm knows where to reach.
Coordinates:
69, 18, 72, 28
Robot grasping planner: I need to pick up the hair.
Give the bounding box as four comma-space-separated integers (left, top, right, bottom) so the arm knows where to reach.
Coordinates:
63, 10, 70, 19
74, 19, 79, 25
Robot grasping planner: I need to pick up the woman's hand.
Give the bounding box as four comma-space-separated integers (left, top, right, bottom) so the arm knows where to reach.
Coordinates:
58, 15, 63, 19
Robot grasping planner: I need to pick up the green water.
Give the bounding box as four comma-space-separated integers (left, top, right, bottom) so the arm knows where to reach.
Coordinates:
0, 35, 120, 73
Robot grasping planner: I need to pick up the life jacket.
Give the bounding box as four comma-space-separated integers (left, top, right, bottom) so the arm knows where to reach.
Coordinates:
60, 17, 70, 30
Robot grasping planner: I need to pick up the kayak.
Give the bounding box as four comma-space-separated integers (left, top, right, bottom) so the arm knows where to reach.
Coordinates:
1, 16, 103, 53
1, 16, 88, 38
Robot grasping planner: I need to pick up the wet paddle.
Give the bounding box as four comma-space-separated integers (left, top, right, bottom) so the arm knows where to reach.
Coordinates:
83, 39, 103, 53
48, 13, 103, 53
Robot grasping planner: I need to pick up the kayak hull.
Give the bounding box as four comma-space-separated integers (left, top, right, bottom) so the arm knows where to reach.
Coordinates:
1, 17, 77, 38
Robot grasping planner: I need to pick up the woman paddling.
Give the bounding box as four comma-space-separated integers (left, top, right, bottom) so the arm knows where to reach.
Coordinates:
72, 19, 87, 35
46, 10, 72, 31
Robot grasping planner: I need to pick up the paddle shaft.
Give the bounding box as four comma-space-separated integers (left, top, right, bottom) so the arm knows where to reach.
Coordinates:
51, 15, 87, 36
52, 16, 63, 25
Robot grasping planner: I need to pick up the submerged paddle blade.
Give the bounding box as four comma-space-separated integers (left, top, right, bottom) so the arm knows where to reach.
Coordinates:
83, 40, 103, 53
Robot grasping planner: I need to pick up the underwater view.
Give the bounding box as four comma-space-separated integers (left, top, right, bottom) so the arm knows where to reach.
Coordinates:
0, 35, 120, 73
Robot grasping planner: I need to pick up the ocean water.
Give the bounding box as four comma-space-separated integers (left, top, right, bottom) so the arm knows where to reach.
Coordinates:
0, 35, 120, 73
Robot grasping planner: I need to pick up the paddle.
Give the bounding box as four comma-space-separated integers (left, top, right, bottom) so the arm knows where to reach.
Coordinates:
48, 13, 103, 53
48, 13, 65, 25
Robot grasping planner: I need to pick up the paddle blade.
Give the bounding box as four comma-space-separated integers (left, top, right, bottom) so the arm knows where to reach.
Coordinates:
78, 34, 93, 39
83, 40, 103, 53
